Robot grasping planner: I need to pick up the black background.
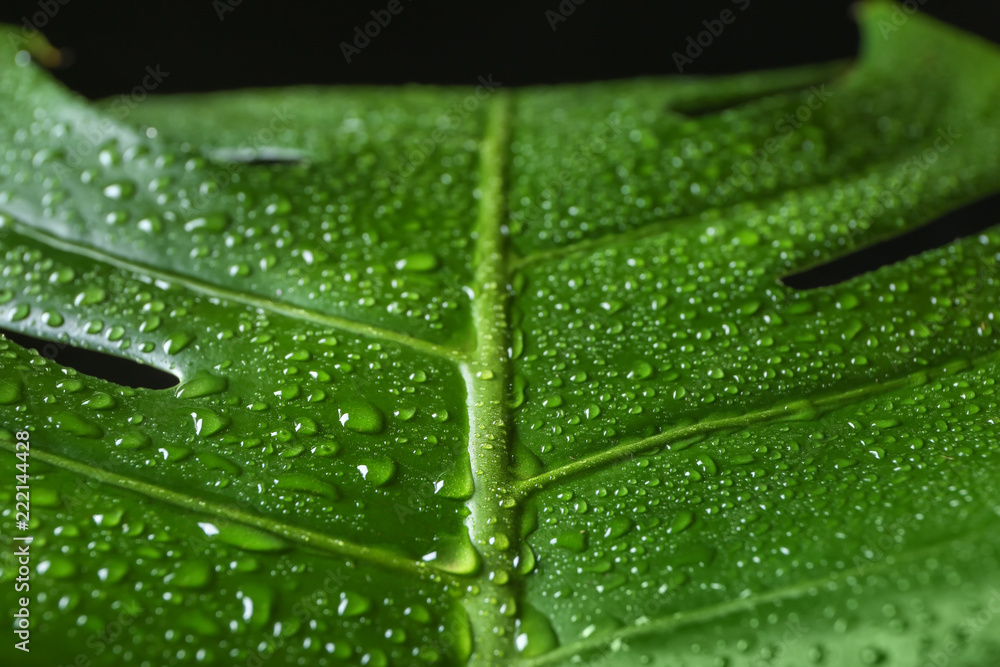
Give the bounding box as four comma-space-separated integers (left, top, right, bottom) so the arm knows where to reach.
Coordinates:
1, 0, 999, 98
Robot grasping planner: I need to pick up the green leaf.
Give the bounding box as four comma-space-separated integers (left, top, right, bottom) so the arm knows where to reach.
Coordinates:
3, 3, 1000, 665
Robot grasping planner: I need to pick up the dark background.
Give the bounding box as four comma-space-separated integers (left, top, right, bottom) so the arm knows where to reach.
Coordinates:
2, 0, 999, 98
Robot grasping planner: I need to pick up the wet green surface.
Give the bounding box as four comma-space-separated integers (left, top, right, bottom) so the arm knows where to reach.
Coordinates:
3, 3, 1000, 665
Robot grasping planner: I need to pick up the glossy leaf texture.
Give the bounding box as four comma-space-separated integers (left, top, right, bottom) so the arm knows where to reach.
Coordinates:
3, 3, 1000, 665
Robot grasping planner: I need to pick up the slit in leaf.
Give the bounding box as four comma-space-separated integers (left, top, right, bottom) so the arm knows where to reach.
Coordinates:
670, 82, 832, 118
781, 190, 1000, 289
209, 147, 305, 165
0, 328, 179, 390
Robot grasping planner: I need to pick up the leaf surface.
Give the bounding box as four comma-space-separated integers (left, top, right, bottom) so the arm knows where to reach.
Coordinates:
3, 4, 1000, 666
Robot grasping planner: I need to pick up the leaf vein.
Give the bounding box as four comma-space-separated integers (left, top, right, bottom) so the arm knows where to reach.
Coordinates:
0, 215, 462, 362
517, 354, 990, 496
0, 440, 459, 582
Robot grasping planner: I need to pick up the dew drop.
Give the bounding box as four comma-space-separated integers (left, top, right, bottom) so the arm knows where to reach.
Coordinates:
275, 473, 341, 500
627, 361, 654, 380
0, 379, 23, 405
358, 457, 396, 486
422, 535, 482, 575
49, 411, 102, 438
175, 373, 228, 399
338, 400, 385, 434
670, 510, 695, 534
209, 522, 289, 553
74, 287, 106, 307
395, 252, 440, 273
190, 409, 230, 437
115, 431, 151, 450
515, 604, 559, 657
184, 214, 229, 233
337, 591, 372, 617
164, 332, 193, 355
168, 560, 213, 589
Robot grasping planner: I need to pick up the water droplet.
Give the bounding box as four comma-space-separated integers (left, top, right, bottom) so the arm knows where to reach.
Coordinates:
137, 216, 163, 234
49, 411, 102, 438
515, 604, 559, 657
197, 452, 242, 477
175, 373, 228, 399
0, 379, 23, 405
115, 431, 151, 450
670, 510, 695, 534
395, 252, 440, 272
627, 360, 654, 380
549, 530, 587, 553
434, 461, 474, 499
337, 591, 372, 617
358, 457, 396, 486
82, 392, 116, 410
184, 214, 229, 233
237, 582, 275, 628
205, 522, 289, 552
164, 332, 193, 355
37, 555, 77, 579
422, 535, 481, 575
74, 287, 106, 306
275, 473, 340, 500
42, 310, 64, 327
167, 560, 213, 589
9, 303, 30, 322
604, 517, 633, 539
511, 375, 527, 408
103, 181, 135, 200
338, 400, 384, 434
190, 410, 230, 437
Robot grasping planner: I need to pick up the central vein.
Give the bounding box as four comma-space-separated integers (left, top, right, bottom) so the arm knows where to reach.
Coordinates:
460, 90, 521, 664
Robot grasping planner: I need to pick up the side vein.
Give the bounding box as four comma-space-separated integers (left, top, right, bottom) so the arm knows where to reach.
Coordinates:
0, 441, 457, 582
523, 526, 992, 666
516, 353, 989, 497
0, 215, 461, 362
512, 151, 961, 270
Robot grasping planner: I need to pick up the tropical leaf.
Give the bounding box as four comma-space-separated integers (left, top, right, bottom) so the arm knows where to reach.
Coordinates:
3, 3, 1000, 665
